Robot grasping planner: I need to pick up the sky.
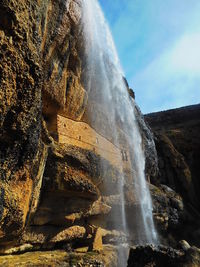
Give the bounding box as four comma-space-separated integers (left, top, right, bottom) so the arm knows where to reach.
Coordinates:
99, 0, 200, 114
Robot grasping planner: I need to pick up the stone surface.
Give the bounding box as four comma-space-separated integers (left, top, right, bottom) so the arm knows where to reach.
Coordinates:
0, 0, 44, 245
0, 0, 90, 248
145, 104, 200, 247
49, 226, 86, 243
42, 0, 87, 121
150, 184, 184, 246
128, 244, 200, 267
145, 104, 200, 207
0, 246, 118, 267
0, 0, 158, 250
179, 240, 191, 251
21, 225, 86, 248
1, 0, 200, 266
135, 104, 158, 182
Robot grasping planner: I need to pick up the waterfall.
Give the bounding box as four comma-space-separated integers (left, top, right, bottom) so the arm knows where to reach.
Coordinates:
81, 0, 158, 264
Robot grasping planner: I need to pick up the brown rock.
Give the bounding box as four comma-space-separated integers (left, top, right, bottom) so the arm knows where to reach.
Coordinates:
50, 226, 86, 243
0, 0, 43, 244
145, 104, 200, 246
0, 246, 119, 267
87, 199, 111, 217
145, 104, 200, 207
92, 227, 103, 252
0, 0, 87, 246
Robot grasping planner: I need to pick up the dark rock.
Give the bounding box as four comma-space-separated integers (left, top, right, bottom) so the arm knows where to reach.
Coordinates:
127, 245, 185, 267
135, 104, 158, 182
145, 104, 200, 208
146, 104, 200, 246
150, 184, 184, 245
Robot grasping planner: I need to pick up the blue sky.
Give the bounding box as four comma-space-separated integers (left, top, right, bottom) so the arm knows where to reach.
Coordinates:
99, 0, 200, 113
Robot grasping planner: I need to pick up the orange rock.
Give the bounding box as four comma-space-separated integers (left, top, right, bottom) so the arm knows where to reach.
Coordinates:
50, 226, 86, 243
92, 227, 103, 252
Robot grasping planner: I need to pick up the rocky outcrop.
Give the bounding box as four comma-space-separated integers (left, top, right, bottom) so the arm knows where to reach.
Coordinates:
42, 0, 88, 122
145, 104, 200, 206
0, 246, 118, 267
150, 184, 184, 245
127, 244, 200, 267
134, 104, 158, 181
145, 104, 200, 246
0, 0, 87, 248
1, 0, 199, 265
0, 0, 44, 245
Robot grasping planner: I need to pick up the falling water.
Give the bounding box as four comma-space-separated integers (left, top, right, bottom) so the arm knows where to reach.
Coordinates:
81, 0, 158, 264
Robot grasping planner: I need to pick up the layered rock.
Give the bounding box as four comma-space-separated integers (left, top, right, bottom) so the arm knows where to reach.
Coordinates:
0, 0, 43, 245
0, 0, 86, 248
1, 0, 199, 266
0, 246, 118, 267
145, 104, 200, 246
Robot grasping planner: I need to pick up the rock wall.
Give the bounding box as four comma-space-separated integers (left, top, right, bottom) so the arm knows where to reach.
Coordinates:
0, 0, 86, 248
145, 104, 200, 246
2, 0, 199, 265
0, 0, 156, 261
0, 0, 43, 245
57, 115, 126, 169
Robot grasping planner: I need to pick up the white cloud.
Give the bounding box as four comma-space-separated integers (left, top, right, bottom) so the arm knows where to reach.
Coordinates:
131, 32, 200, 113
100, 0, 200, 113
169, 33, 200, 75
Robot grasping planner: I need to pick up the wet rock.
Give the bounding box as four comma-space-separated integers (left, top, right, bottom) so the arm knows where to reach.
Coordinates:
87, 199, 111, 217
127, 245, 185, 267
135, 104, 158, 182
150, 184, 184, 235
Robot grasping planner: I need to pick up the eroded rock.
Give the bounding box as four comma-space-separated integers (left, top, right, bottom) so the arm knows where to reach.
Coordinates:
146, 104, 200, 246
127, 245, 185, 267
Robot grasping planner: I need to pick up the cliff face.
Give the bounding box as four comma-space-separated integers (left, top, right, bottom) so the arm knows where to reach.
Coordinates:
145, 104, 200, 246
0, 0, 85, 247
1, 0, 199, 265
127, 104, 200, 266
0, 0, 43, 243
0, 1, 158, 264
